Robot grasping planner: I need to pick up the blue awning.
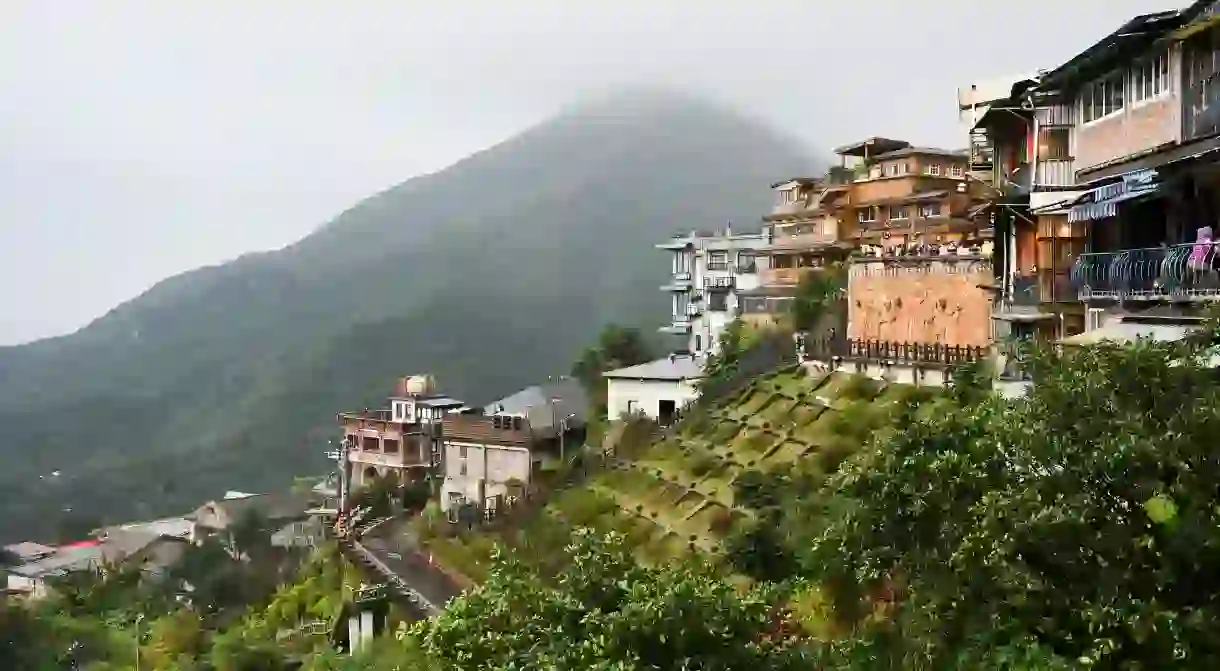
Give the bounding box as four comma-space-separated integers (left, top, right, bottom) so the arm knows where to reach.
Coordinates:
1068, 169, 1161, 222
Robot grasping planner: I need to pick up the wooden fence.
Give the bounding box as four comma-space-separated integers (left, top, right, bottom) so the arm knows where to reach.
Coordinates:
802, 335, 986, 367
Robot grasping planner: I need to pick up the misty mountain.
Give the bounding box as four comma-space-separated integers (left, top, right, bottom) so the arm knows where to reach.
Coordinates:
0, 90, 815, 543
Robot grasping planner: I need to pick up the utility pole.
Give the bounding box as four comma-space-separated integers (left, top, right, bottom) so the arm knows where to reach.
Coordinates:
135, 613, 144, 670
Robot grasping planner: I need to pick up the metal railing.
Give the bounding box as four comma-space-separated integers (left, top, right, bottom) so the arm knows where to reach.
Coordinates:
1071, 242, 1220, 301
803, 336, 987, 367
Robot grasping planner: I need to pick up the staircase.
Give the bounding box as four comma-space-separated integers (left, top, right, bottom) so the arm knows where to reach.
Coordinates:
336, 534, 442, 620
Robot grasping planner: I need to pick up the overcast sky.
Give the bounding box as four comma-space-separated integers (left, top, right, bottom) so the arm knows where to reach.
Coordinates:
0, 0, 1176, 345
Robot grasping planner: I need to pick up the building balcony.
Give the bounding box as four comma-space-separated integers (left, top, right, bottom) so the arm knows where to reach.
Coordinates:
657, 236, 693, 250
660, 277, 692, 292
658, 318, 692, 334
703, 276, 735, 291
761, 231, 836, 252
348, 447, 432, 470
1034, 158, 1074, 188
761, 267, 812, 286
770, 200, 812, 216
1071, 243, 1220, 302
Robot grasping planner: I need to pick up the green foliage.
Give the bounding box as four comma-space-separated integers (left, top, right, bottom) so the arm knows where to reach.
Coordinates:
803, 333, 1220, 667
413, 529, 807, 669
790, 264, 845, 332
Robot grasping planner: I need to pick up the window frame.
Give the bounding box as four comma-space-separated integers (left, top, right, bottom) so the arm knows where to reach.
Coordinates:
888, 205, 910, 221
859, 205, 878, 223
1081, 69, 1128, 124
926, 164, 942, 176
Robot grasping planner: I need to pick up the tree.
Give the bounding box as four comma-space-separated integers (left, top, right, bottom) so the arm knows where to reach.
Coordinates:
412, 529, 807, 669
789, 265, 844, 333
571, 323, 653, 389
803, 333, 1220, 667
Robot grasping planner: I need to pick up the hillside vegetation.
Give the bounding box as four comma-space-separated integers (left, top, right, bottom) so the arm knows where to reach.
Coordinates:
418, 366, 942, 584
0, 90, 815, 543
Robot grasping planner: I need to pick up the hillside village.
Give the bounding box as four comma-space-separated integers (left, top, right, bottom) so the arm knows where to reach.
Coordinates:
8, 3, 1220, 667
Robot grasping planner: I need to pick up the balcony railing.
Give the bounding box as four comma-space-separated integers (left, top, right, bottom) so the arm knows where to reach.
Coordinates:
706, 261, 730, 271
761, 267, 811, 286
1071, 243, 1220, 301
763, 231, 834, 251
1034, 158, 1074, 187
704, 276, 735, 290
802, 336, 987, 367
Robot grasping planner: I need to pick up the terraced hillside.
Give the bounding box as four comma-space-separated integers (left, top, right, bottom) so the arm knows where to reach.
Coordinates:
419, 365, 945, 582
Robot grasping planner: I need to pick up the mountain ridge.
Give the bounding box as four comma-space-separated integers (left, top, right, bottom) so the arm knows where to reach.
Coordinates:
0, 89, 818, 543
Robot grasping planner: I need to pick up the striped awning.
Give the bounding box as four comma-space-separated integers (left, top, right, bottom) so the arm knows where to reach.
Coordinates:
1068, 169, 1161, 222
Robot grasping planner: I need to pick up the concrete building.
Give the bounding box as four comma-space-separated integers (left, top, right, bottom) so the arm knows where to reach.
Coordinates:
439, 379, 588, 514
336, 375, 466, 490
961, 3, 1220, 346
603, 354, 703, 425
657, 228, 764, 354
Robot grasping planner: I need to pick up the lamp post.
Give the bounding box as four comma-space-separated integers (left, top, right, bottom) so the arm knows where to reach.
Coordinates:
135, 613, 144, 670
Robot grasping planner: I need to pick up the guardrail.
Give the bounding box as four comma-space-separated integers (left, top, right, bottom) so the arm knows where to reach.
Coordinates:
343, 538, 442, 616
1072, 242, 1220, 301
803, 336, 986, 367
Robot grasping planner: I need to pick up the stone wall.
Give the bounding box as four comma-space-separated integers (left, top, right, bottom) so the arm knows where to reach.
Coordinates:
847, 256, 993, 347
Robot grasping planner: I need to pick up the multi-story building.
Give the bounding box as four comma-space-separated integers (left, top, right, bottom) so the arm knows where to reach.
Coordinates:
336, 375, 466, 492
440, 379, 587, 514
738, 174, 854, 326
963, 3, 1220, 342
960, 75, 1087, 340
834, 137, 982, 252
657, 227, 764, 354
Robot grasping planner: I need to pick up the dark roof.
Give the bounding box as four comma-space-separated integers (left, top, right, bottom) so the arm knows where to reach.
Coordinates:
834, 137, 910, 157
874, 147, 968, 160
1039, 10, 1186, 90
195, 491, 312, 527
484, 378, 591, 432
769, 176, 821, 189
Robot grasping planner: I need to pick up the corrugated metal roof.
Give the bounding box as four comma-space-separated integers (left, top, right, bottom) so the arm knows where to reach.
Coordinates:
484, 378, 591, 432
603, 355, 706, 381
1060, 322, 1196, 345
3, 542, 56, 562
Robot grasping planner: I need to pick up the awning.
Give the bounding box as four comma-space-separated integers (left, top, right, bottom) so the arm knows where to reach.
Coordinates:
1060, 321, 1196, 346
1067, 169, 1161, 222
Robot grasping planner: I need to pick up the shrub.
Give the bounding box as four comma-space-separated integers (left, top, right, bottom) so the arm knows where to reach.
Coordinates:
690, 453, 719, 477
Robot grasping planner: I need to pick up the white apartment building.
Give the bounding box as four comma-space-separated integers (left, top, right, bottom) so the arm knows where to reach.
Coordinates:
656, 228, 765, 354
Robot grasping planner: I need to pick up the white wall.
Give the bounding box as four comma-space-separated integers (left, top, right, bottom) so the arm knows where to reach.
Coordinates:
440, 441, 532, 511
605, 378, 700, 421
802, 359, 950, 388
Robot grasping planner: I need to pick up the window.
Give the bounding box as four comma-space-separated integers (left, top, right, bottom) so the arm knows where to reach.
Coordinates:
1081, 71, 1125, 123
918, 202, 942, 218
950, 165, 964, 178
886, 163, 899, 177
694, 335, 701, 351
1132, 49, 1170, 103
1037, 127, 1071, 161
460, 462, 467, 476
707, 250, 728, 270
888, 205, 910, 220
459, 445, 467, 459
860, 206, 879, 223
708, 292, 728, 311
737, 251, 756, 272
925, 164, 942, 176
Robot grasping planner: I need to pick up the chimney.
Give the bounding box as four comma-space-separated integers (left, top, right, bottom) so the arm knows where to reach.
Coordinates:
669, 353, 676, 363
